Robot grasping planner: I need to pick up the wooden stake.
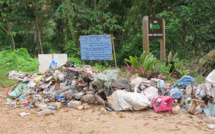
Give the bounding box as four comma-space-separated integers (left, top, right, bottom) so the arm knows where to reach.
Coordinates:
111, 36, 117, 68
160, 18, 166, 61
142, 16, 149, 52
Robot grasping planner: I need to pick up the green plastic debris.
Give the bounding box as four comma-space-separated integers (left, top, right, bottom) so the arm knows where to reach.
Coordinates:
9, 83, 28, 98
92, 70, 119, 95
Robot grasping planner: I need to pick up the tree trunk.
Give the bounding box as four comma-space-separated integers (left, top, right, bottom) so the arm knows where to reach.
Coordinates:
149, 0, 154, 17
35, 16, 43, 54
94, 0, 97, 10
11, 35, 15, 50
38, 28, 43, 54
6, 18, 15, 50
34, 16, 38, 56
182, 28, 187, 59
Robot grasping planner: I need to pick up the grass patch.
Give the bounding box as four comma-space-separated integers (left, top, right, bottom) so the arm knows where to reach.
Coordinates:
0, 48, 38, 87
0, 70, 18, 87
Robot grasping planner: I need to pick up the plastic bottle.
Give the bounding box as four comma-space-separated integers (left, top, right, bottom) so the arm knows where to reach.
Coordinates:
67, 100, 73, 107
48, 86, 56, 93
37, 109, 53, 116
35, 102, 48, 110
53, 66, 62, 71
48, 102, 62, 109
62, 90, 73, 97
75, 92, 84, 100
34, 75, 44, 83
89, 82, 93, 90
72, 79, 76, 86
61, 86, 71, 90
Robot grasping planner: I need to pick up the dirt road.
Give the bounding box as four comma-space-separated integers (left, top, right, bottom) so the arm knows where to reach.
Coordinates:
0, 88, 213, 134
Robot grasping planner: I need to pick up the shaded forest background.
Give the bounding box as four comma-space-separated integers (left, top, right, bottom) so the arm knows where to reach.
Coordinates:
0, 0, 215, 66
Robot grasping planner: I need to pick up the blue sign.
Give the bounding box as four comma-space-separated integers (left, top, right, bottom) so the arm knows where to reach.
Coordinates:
80, 35, 112, 60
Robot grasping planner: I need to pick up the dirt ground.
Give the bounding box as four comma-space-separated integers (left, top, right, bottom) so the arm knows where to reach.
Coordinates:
0, 87, 214, 134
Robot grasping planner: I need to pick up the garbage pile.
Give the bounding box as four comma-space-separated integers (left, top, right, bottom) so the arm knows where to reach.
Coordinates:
5, 61, 215, 127
6, 61, 119, 115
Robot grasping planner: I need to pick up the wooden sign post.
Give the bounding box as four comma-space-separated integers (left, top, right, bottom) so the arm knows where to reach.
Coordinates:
142, 16, 166, 61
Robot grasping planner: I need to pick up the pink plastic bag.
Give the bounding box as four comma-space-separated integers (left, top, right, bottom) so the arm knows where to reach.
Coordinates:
153, 96, 173, 112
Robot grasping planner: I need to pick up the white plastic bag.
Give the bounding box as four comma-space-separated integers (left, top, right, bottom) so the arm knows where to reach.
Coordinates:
130, 77, 150, 93
107, 90, 151, 111
206, 70, 215, 85
143, 86, 158, 104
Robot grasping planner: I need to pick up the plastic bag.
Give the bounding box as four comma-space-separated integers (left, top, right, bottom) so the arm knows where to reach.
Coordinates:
169, 88, 183, 99
143, 86, 158, 104
196, 83, 215, 103
204, 102, 215, 116
157, 80, 166, 92
107, 90, 151, 111
9, 83, 28, 98
175, 75, 197, 88
130, 77, 150, 93
206, 70, 215, 85
188, 99, 205, 115
49, 59, 57, 68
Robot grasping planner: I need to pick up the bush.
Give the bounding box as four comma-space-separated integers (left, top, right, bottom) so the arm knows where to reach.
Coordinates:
125, 51, 159, 79
0, 48, 38, 73
0, 48, 38, 87
68, 57, 82, 66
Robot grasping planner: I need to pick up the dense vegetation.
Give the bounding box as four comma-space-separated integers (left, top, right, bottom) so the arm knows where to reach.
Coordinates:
1, 0, 214, 63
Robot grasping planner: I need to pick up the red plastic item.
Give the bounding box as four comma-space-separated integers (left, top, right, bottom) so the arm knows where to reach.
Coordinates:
153, 96, 174, 112
24, 100, 28, 104
7, 89, 12, 96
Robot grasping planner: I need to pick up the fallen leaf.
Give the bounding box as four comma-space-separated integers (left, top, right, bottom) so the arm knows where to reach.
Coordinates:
189, 116, 194, 119
144, 123, 149, 126
89, 129, 95, 133
119, 115, 125, 118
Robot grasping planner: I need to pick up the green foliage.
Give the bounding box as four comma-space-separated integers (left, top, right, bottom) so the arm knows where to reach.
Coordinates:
64, 40, 80, 58
0, 48, 38, 87
0, 70, 18, 87
157, 61, 172, 76
125, 51, 158, 70
0, 0, 214, 73
125, 51, 159, 79
92, 63, 113, 71
0, 48, 38, 73
68, 57, 82, 66
178, 66, 189, 77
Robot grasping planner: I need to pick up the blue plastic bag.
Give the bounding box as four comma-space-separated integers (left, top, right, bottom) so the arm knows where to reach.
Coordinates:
168, 88, 183, 99
56, 95, 66, 102
157, 80, 166, 92
204, 102, 215, 116
49, 60, 57, 68
175, 75, 197, 88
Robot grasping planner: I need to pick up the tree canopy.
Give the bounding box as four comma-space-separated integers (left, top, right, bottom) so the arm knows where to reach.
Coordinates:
0, 0, 214, 66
